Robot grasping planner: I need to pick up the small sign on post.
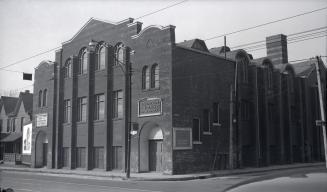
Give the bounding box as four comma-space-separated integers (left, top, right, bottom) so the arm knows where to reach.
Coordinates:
316, 120, 327, 127
23, 73, 32, 80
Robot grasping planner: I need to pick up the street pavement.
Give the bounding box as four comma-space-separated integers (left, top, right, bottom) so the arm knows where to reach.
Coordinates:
1, 166, 326, 192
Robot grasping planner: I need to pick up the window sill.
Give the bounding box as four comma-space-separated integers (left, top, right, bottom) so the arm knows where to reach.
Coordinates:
93, 120, 105, 123
142, 87, 160, 92
212, 123, 221, 126
203, 132, 212, 135
76, 121, 87, 125
193, 141, 202, 145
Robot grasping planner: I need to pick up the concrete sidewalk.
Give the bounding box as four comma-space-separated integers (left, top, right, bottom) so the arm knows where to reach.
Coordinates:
0, 162, 324, 181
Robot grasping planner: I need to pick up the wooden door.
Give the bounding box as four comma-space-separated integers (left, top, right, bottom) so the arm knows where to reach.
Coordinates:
149, 140, 163, 172
42, 143, 48, 167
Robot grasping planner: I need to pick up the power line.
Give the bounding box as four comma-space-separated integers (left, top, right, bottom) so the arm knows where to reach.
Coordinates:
0, 69, 25, 73
0, 46, 61, 70
0, 1, 189, 71
135, 0, 189, 20
204, 6, 327, 41
246, 34, 327, 52
230, 26, 327, 49
1, 4, 326, 71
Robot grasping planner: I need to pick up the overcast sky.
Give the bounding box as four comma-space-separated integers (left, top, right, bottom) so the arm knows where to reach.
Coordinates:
0, 0, 326, 95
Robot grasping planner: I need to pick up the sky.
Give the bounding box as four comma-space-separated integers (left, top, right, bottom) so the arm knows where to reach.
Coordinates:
0, 0, 326, 95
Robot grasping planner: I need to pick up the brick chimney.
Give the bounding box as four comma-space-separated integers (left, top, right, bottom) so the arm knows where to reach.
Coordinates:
266, 34, 288, 64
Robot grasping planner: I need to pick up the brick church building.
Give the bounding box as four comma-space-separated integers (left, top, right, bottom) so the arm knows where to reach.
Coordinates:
31, 18, 326, 174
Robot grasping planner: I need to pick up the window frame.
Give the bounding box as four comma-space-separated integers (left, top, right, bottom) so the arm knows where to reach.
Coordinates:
64, 59, 72, 78
114, 44, 124, 66
63, 99, 71, 123
142, 66, 150, 90
213, 102, 221, 126
38, 90, 42, 107
94, 94, 105, 121
203, 109, 211, 134
113, 90, 123, 119
151, 64, 160, 89
192, 118, 201, 144
42, 89, 47, 107
77, 97, 87, 122
79, 49, 88, 75
96, 45, 106, 71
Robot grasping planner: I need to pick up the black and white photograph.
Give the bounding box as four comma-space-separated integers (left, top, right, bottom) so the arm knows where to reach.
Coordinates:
0, 0, 326, 192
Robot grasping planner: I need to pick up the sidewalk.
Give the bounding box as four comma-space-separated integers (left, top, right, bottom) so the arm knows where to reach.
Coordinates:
0, 162, 324, 181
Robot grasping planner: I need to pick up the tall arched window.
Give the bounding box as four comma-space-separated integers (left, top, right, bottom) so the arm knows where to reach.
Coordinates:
38, 90, 42, 107
64, 59, 72, 78
79, 48, 88, 75
96, 45, 106, 70
151, 64, 159, 88
142, 66, 150, 90
114, 44, 124, 66
43, 89, 47, 107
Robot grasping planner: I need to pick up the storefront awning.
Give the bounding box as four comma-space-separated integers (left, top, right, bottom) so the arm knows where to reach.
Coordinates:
0, 133, 22, 143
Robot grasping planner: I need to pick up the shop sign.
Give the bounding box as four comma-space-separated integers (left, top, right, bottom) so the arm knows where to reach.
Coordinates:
36, 113, 48, 127
138, 98, 162, 117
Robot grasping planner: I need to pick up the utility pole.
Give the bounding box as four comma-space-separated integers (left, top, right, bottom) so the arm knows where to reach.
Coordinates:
125, 47, 132, 178
315, 56, 327, 168
229, 84, 234, 169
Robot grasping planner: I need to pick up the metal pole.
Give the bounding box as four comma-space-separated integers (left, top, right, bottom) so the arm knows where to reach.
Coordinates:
126, 50, 132, 178
315, 56, 327, 168
229, 84, 234, 169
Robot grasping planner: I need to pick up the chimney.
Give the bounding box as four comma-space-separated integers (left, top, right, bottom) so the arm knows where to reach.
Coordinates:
25, 90, 30, 93
266, 34, 288, 64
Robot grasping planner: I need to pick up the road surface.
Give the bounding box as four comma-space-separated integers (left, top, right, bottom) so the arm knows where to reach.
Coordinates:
0, 167, 326, 192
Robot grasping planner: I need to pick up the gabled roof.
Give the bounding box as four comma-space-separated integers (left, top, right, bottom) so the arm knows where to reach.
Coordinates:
0, 132, 22, 142
178, 39, 209, 52
0, 96, 19, 115
209, 46, 231, 55
63, 17, 134, 45
292, 60, 316, 77
12, 91, 33, 116
209, 48, 253, 61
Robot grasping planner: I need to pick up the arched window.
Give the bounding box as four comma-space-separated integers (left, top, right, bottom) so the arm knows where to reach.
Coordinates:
79, 48, 88, 75
96, 45, 106, 70
151, 64, 159, 88
64, 59, 72, 78
43, 89, 47, 107
38, 90, 42, 107
114, 44, 124, 66
142, 66, 150, 90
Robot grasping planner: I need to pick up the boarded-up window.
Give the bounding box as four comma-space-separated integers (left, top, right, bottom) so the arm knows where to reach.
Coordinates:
112, 146, 122, 170
76, 147, 86, 168
62, 147, 69, 168
93, 147, 104, 169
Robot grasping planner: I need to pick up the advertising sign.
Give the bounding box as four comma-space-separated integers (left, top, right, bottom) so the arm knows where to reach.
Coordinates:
22, 123, 32, 154
36, 113, 48, 127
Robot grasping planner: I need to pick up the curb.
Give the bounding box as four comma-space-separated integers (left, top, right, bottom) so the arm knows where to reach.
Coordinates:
0, 163, 324, 181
